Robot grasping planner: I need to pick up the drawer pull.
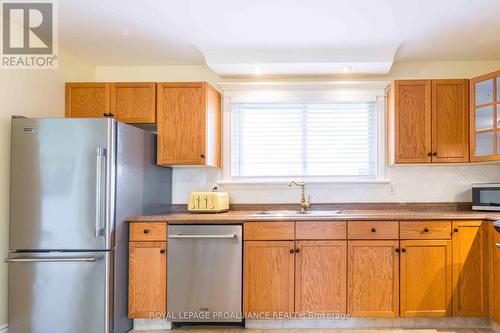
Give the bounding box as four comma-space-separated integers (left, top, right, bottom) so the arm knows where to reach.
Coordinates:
453, 228, 459, 233
160, 249, 166, 254
401, 248, 406, 253
289, 249, 294, 254
423, 228, 429, 233
371, 228, 376, 233
143, 229, 150, 234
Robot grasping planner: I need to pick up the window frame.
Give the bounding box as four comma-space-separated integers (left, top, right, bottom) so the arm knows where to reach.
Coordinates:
220, 82, 390, 187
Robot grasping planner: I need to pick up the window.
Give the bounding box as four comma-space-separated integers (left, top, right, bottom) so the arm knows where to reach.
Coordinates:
230, 102, 377, 179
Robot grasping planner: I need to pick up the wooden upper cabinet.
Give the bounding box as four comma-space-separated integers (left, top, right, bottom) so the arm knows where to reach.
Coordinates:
392, 80, 432, 163
431, 80, 469, 162
470, 70, 500, 161
66, 82, 156, 124
156, 82, 221, 167
243, 240, 295, 315
110, 82, 156, 123
347, 240, 399, 317
389, 79, 469, 164
128, 241, 167, 318
65, 83, 111, 118
452, 220, 488, 316
400, 239, 452, 317
295, 240, 347, 314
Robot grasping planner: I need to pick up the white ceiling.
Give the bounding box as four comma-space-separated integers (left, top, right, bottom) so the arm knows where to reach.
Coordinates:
59, 0, 500, 76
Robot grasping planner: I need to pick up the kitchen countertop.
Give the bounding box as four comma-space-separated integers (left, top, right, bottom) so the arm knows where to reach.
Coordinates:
127, 209, 500, 224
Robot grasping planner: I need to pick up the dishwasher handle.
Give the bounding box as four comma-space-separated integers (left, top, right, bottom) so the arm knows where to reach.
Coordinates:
169, 234, 237, 239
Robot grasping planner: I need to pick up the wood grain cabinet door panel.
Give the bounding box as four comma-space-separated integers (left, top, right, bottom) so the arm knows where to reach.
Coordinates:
243, 241, 295, 316
431, 80, 469, 162
128, 241, 167, 318
492, 225, 500, 324
452, 220, 488, 316
347, 240, 399, 317
65, 83, 111, 118
157, 83, 206, 165
111, 82, 156, 123
295, 241, 347, 315
400, 240, 452, 317
394, 80, 432, 163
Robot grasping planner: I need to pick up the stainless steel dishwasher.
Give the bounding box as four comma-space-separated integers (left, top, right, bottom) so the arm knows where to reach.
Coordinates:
167, 225, 242, 322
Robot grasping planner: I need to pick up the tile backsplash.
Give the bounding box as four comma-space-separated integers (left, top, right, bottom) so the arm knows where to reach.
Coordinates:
171, 164, 500, 204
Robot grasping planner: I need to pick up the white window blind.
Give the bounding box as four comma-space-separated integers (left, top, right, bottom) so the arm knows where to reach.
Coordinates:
231, 102, 377, 179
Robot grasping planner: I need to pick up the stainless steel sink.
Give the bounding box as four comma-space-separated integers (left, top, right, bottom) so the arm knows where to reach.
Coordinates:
251, 210, 341, 217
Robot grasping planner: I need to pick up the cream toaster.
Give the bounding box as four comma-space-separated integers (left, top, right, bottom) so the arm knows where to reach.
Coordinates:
188, 191, 229, 213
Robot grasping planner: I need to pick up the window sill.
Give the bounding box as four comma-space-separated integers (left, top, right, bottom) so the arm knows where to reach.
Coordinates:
217, 179, 390, 190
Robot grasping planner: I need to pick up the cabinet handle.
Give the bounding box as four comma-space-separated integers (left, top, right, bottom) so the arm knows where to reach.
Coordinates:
371, 228, 376, 233
200, 153, 205, 159
401, 248, 406, 253
453, 228, 459, 233
294, 248, 300, 253
103, 113, 109, 117
143, 229, 150, 234
427, 152, 433, 157
395, 248, 400, 253
108, 113, 114, 117
289, 249, 294, 254
432, 152, 438, 156
160, 249, 166, 254
423, 228, 429, 233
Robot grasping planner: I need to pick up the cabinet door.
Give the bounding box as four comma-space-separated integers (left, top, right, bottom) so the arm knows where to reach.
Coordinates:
128, 241, 167, 318
431, 80, 469, 162
400, 240, 452, 317
295, 241, 347, 315
65, 83, 111, 118
394, 80, 432, 163
492, 225, 500, 325
157, 82, 206, 165
452, 221, 488, 316
243, 241, 295, 316
111, 82, 156, 123
347, 240, 399, 317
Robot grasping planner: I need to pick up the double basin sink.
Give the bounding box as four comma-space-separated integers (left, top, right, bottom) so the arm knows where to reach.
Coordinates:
251, 210, 342, 217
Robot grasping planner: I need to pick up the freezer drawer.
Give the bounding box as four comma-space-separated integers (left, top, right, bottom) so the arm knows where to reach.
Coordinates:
6, 251, 112, 333
167, 225, 242, 322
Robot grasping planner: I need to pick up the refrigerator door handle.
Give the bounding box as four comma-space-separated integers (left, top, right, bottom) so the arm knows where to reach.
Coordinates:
96, 147, 107, 237
5, 257, 98, 263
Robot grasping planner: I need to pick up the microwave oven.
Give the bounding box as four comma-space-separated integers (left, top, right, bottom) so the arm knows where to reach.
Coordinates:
472, 183, 500, 211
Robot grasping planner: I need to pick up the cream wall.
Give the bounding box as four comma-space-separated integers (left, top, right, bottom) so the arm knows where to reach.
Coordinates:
95, 60, 500, 205
0, 48, 95, 327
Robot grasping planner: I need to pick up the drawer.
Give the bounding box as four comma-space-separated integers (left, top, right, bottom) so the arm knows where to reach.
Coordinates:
130, 222, 167, 241
244, 222, 294, 240
348, 221, 399, 240
400, 221, 451, 239
296, 221, 346, 240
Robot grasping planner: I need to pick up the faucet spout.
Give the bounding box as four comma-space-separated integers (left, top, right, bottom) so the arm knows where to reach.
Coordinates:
288, 181, 310, 213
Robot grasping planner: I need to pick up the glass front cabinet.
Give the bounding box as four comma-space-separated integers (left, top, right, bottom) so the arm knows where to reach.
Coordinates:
470, 70, 500, 161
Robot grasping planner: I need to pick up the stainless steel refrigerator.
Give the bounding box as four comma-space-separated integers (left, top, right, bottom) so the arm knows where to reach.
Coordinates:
6, 117, 172, 333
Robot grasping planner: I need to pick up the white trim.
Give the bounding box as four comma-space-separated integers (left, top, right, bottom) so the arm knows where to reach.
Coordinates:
218, 179, 390, 190
221, 82, 389, 186
0, 324, 8, 333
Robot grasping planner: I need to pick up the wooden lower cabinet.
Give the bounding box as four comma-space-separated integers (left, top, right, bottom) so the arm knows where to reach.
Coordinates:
295, 241, 347, 314
347, 240, 399, 317
492, 224, 500, 324
243, 241, 295, 315
400, 240, 452, 317
128, 241, 167, 318
452, 221, 488, 316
